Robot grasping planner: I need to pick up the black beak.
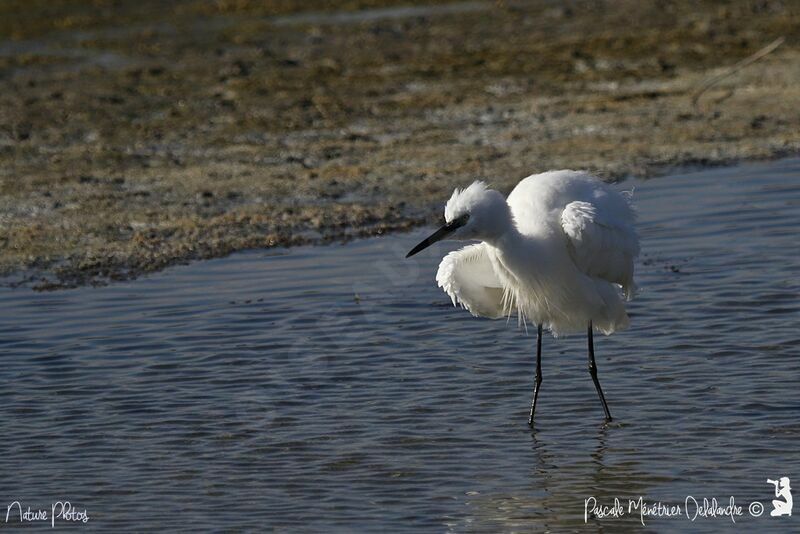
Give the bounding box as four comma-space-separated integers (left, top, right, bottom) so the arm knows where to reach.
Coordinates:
406, 215, 468, 258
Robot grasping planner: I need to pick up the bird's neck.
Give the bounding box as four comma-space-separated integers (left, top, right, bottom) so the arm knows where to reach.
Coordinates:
484, 223, 549, 277
482, 220, 525, 251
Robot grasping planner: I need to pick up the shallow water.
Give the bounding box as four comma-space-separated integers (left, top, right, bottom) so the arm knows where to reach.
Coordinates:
271, 1, 490, 26
1, 159, 799, 531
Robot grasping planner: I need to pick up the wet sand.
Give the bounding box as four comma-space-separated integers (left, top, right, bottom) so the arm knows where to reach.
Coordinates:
1, 0, 799, 289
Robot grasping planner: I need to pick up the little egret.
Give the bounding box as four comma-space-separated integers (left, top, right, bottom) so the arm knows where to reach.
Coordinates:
406, 171, 639, 425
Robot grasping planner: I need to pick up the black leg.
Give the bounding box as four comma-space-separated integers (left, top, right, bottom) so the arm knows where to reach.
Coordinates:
588, 321, 613, 422
528, 324, 543, 426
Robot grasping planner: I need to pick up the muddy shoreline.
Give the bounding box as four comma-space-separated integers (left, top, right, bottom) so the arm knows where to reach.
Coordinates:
1, 0, 799, 289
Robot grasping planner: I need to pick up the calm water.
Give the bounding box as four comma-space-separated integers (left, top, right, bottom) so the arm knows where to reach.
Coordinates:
1, 159, 799, 531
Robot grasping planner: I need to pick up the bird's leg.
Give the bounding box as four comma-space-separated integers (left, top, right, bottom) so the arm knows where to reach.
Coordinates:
528, 324, 543, 426
587, 321, 613, 422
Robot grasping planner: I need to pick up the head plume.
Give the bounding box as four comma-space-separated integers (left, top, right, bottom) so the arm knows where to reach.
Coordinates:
442, 180, 513, 242
445, 181, 491, 222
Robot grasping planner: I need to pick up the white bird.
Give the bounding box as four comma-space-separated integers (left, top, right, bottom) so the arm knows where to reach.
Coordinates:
406, 170, 639, 425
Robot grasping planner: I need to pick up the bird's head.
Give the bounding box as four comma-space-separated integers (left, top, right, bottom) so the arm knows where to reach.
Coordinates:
406, 181, 511, 258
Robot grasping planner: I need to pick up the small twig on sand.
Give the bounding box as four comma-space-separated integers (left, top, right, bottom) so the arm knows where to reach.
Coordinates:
691, 36, 785, 108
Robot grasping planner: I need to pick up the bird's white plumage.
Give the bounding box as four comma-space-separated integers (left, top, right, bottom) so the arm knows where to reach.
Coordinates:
435, 170, 639, 336
444, 181, 492, 222
436, 243, 505, 319
560, 200, 638, 299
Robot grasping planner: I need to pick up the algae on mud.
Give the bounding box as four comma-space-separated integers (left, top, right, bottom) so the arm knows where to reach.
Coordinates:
1, 0, 799, 288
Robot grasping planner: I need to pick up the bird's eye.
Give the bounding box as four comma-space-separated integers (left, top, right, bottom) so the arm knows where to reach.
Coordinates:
446, 213, 469, 230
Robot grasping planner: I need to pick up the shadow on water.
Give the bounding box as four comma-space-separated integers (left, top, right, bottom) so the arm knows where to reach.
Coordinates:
0, 159, 799, 530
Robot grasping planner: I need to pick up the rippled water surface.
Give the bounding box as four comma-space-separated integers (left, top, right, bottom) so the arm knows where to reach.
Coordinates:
1, 159, 799, 531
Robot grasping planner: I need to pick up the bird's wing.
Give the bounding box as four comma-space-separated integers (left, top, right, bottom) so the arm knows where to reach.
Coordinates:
560, 200, 639, 298
436, 243, 508, 319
